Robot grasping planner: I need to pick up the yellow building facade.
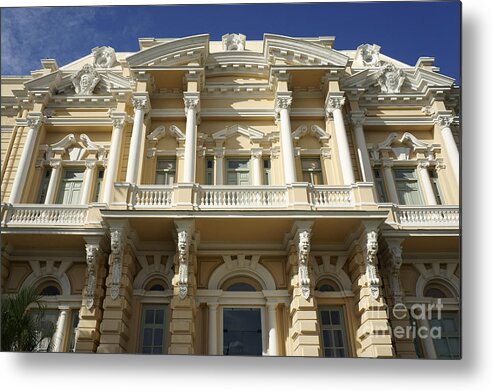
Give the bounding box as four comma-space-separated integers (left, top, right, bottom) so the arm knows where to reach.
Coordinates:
0, 34, 460, 358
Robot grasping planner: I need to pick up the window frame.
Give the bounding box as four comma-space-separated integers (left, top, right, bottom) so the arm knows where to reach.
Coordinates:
139, 304, 169, 354
56, 168, 85, 205
393, 167, 424, 205
225, 158, 251, 186
301, 157, 324, 185
155, 158, 177, 185
318, 306, 350, 358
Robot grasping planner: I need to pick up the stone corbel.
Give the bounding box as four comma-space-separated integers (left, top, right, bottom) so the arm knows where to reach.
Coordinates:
85, 244, 101, 310
296, 229, 312, 300
386, 239, 404, 304
175, 221, 194, 300
110, 229, 124, 300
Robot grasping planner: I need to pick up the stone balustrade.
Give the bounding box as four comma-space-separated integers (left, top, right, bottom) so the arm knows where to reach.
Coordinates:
196, 185, 288, 208
393, 206, 459, 226
308, 186, 353, 207
133, 185, 173, 208
2, 204, 89, 226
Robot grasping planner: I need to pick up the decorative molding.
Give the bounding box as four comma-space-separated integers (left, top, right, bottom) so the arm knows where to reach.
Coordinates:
296, 229, 311, 300
71, 64, 100, 95
222, 33, 246, 51
92, 46, 117, 68
147, 125, 186, 142
292, 124, 330, 142
110, 229, 123, 300
377, 62, 405, 94
212, 124, 265, 142
354, 43, 381, 68
80, 133, 106, 160
85, 244, 101, 310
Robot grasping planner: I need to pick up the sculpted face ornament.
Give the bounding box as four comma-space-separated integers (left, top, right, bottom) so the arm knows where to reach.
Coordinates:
71, 64, 100, 95
297, 230, 311, 300
110, 230, 122, 300
222, 33, 246, 51
177, 230, 190, 299
92, 46, 117, 68
366, 231, 380, 299
85, 245, 99, 310
359, 44, 381, 67
378, 63, 405, 94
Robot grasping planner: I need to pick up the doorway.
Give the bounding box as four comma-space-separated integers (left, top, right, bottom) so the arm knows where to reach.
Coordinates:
222, 308, 262, 356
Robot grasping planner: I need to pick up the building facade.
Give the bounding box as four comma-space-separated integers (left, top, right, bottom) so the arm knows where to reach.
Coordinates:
0, 34, 460, 358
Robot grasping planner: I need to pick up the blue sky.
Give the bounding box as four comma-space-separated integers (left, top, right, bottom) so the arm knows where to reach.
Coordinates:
1, 1, 460, 82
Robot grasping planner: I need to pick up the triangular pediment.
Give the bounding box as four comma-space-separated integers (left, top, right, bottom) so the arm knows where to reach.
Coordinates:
127, 34, 209, 68
51, 69, 132, 96
264, 34, 348, 67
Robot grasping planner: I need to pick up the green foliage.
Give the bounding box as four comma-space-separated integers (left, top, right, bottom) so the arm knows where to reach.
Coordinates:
1, 285, 54, 352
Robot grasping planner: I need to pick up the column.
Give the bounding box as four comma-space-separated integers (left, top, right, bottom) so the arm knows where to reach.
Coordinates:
326, 94, 355, 185
214, 148, 224, 185
275, 93, 296, 184
267, 303, 279, 356
208, 302, 218, 355
80, 160, 97, 205
183, 92, 200, 183
9, 116, 43, 203
102, 117, 125, 204
51, 307, 69, 352
351, 113, 373, 183
125, 96, 148, 184
436, 114, 459, 185
382, 161, 399, 204
44, 160, 62, 204
417, 161, 437, 205
251, 148, 263, 186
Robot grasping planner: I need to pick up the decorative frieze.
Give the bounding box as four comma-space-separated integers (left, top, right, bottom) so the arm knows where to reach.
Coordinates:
296, 229, 311, 300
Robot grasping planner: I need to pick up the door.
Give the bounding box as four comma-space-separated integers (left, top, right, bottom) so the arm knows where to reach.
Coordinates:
223, 308, 262, 356
57, 169, 84, 205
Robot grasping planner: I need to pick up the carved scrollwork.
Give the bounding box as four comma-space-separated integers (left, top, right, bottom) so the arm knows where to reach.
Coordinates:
296, 230, 311, 300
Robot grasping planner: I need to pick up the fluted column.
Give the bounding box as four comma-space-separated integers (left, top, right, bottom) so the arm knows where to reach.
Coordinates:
183, 92, 200, 183
326, 94, 355, 185
351, 112, 373, 183
251, 148, 263, 186
435, 114, 459, 184
102, 117, 126, 204
44, 160, 62, 204
275, 93, 296, 184
417, 161, 437, 205
267, 303, 279, 356
208, 302, 218, 355
125, 96, 149, 184
80, 160, 97, 205
9, 116, 43, 203
51, 307, 69, 352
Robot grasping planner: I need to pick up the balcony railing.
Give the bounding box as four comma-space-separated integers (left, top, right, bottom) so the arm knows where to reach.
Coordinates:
133, 185, 173, 208
393, 205, 460, 227
196, 186, 288, 208
308, 186, 353, 207
2, 204, 89, 226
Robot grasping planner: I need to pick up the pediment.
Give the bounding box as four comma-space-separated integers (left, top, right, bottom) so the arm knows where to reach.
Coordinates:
127, 34, 209, 68
264, 34, 348, 67
292, 124, 330, 142
147, 125, 185, 142
212, 124, 265, 141
52, 69, 132, 96
370, 131, 436, 161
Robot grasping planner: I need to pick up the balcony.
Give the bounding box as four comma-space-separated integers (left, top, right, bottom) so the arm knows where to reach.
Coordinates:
1, 203, 102, 227
391, 205, 460, 227
111, 182, 376, 211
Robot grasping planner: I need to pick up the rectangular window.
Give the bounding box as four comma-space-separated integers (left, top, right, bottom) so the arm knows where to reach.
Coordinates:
429, 169, 443, 205
429, 312, 460, 359
263, 159, 271, 185
226, 159, 250, 185
205, 157, 214, 185
38, 168, 52, 203
393, 168, 423, 205
373, 168, 388, 202
319, 307, 349, 358
57, 169, 84, 205
140, 304, 167, 354
301, 158, 323, 185
92, 169, 105, 203
155, 159, 176, 185
68, 310, 80, 352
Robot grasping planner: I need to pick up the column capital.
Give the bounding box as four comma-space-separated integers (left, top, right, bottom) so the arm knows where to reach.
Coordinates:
434, 113, 454, 129
49, 159, 62, 169
325, 92, 346, 115
85, 159, 98, 170
111, 115, 128, 130
251, 148, 263, 159
275, 92, 293, 114
351, 110, 367, 127
214, 147, 225, 159
131, 95, 150, 113
26, 115, 44, 131
417, 160, 431, 169
183, 92, 200, 114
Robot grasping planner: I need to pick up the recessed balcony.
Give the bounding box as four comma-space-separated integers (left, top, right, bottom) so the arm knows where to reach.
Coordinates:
391, 205, 460, 227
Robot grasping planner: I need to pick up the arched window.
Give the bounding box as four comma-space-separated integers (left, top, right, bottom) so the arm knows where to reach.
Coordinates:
221, 276, 261, 292
316, 279, 340, 293
38, 282, 61, 296
144, 279, 168, 292
424, 281, 455, 298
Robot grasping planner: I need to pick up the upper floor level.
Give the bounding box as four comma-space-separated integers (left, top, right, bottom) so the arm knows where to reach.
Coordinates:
1, 34, 460, 228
